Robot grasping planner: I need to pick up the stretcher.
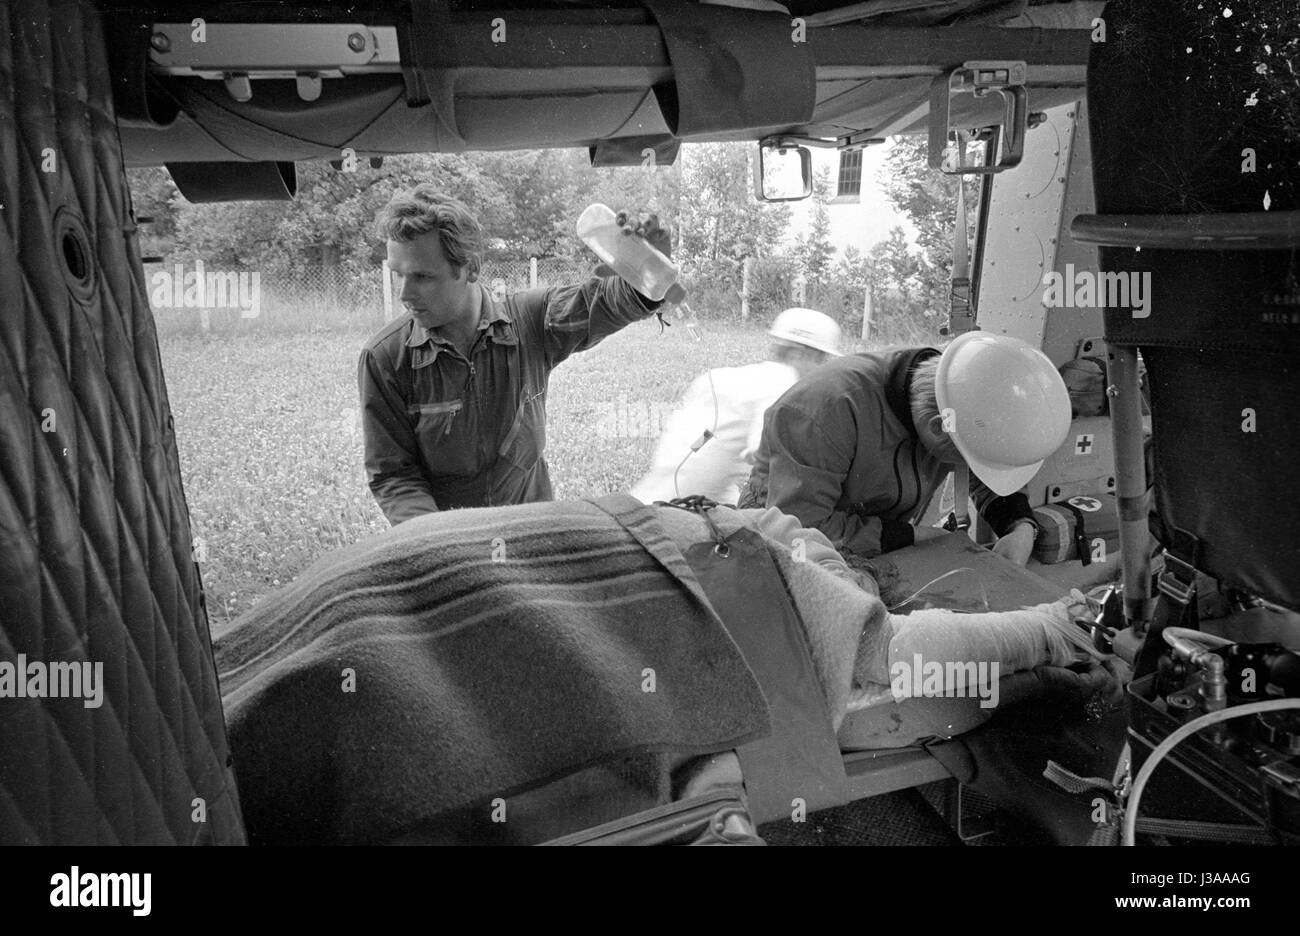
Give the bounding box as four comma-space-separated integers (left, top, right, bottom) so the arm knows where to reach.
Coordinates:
200, 489, 1118, 846
523, 527, 1123, 846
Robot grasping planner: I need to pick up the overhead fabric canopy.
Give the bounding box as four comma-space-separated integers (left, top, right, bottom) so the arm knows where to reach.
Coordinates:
116, 1, 813, 167
641, 0, 815, 137
110, 0, 1093, 172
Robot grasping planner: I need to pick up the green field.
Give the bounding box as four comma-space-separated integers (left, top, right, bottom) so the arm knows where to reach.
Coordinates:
159, 317, 884, 627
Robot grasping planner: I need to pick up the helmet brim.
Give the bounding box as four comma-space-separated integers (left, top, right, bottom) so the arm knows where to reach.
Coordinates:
767, 330, 842, 356
959, 456, 1043, 498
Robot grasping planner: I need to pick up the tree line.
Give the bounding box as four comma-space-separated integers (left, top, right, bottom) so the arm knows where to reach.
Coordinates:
129, 136, 973, 339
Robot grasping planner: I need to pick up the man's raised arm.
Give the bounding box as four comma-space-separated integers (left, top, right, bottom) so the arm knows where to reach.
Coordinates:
539, 276, 662, 366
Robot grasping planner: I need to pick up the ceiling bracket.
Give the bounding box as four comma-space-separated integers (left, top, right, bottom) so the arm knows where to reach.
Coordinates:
929, 60, 1028, 175
149, 22, 390, 103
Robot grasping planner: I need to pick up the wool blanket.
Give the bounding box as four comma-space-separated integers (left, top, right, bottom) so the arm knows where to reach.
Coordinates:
212, 495, 878, 844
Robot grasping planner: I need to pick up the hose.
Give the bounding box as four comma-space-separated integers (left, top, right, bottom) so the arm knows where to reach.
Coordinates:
1123, 698, 1300, 845
1162, 626, 1233, 650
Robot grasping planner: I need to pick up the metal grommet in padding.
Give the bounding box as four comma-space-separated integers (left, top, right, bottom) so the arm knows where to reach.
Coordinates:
53, 206, 97, 304
713, 543, 730, 558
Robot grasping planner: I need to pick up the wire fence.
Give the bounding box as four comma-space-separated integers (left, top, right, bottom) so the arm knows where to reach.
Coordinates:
480, 258, 595, 294
144, 256, 928, 343
146, 258, 595, 335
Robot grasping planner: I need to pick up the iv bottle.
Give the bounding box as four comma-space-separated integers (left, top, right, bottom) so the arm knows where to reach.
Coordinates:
577, 204, 687, 304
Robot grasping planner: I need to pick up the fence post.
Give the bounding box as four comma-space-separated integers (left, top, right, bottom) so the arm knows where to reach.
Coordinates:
740, 256, 752, 321
529, 257, 538, 289
861, 286, 872, 341
382, 259, 394, 321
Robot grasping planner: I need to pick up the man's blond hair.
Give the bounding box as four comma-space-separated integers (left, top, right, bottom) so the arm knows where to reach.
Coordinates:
375, 185, 483, 278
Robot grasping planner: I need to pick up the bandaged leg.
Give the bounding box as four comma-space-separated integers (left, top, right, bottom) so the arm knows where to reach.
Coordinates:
850, 589, 1102, 712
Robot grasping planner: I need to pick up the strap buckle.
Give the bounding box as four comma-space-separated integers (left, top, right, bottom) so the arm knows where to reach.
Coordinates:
1158, 552, 1198, 606
659, 495, 731, 554
942, 510, 970, 532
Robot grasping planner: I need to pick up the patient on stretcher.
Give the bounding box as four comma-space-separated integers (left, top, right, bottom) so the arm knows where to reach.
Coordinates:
840, 554, 1120, 749
212, 494, 1121, 844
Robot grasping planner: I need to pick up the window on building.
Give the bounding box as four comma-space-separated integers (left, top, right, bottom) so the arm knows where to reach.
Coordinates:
833, 149, 863, 203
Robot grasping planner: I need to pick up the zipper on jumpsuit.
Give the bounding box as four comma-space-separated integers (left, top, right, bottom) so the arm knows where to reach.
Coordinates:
907, 445, 923, 523
465, 357, 486, 506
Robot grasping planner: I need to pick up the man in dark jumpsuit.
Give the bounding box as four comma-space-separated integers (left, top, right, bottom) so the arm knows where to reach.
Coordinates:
358, 186, 668, 524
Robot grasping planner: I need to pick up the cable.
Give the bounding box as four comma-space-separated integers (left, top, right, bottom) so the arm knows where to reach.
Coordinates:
1122, 698, 1300, 846
886, 566, 989, 613
671, 364, 721, 499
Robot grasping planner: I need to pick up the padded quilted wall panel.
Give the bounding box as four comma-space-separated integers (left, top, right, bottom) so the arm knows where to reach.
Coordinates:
0, 0, 245, 843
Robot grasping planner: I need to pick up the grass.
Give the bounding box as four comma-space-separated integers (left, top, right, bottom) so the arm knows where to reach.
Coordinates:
158, 315, 895, 627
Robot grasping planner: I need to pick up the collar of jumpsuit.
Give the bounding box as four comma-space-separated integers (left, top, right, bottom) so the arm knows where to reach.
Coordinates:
404, 285, 517, 362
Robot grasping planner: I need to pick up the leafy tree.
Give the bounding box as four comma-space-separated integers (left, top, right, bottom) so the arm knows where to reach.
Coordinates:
138, 148, 689, 276
870, 226, 924, 305
582, 160, 682, 250
676, 142, 789, 270
833, 244, 871, 290
170, 197, 293, 269
126, 167, 183, 255
285, 154, 516, 275
880, 133, 982, 318
795, 165, 835, 281
472, 149, 588, 259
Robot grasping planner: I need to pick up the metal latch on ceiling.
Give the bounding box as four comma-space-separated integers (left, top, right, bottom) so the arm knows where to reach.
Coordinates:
929, 61, 1030, 175
148, 23, 402, 102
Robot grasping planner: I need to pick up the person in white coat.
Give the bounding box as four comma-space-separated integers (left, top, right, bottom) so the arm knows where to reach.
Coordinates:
631, 308, 842, 506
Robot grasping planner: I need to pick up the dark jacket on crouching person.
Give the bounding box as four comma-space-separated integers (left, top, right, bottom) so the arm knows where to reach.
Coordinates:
739, 348, 1036, 556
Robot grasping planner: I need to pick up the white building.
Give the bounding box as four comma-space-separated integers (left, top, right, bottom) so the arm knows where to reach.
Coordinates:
783, 139, 918, 258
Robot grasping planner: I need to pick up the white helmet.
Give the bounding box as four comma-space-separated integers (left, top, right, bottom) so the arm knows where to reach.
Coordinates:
768, 307, 842, 356
935, 331, 1072, 496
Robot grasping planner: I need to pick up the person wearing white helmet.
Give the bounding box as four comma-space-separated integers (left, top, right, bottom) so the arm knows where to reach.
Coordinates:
631, 308, 842, 506
738, 331, 1072, 566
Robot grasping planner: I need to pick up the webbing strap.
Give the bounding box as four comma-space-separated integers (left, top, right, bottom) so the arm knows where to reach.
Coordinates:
397, 0, 452, 107
1058, 500, 1092, 567
1132, 817, 1277, 846
1043, 759, 1114, 796
955, 465, 976, 542
678, 519, 848, 824
1136, 541, 1202, 678
948, 137, 974, 335
585, 494, 847, 825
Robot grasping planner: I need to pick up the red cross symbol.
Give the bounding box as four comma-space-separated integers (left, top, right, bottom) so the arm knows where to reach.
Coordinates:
1075, 434, 1095, 455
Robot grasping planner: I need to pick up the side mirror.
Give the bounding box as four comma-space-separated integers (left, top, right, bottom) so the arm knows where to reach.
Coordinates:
754, 143, 812, 201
